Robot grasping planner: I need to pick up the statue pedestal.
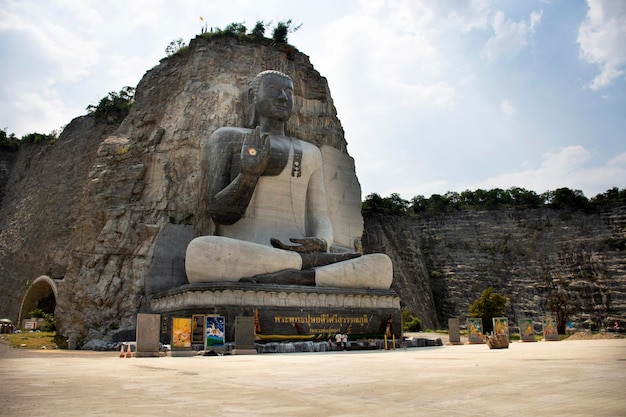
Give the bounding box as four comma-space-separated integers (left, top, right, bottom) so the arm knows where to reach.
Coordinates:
150, 282, 401, 344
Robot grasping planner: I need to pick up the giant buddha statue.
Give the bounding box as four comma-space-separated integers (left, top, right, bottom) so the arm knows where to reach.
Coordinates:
185, 70, 392, 290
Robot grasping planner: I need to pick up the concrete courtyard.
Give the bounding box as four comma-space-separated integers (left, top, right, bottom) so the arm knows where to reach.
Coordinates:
1, 337, 625, 416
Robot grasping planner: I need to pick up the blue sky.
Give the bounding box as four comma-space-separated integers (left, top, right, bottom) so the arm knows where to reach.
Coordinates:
1, 0, 624, 200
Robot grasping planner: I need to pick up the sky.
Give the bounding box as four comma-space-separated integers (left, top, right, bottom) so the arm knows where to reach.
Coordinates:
1, 0, 625, 200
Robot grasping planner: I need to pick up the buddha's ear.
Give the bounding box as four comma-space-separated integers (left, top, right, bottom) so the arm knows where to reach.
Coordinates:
246, 87, 257, 128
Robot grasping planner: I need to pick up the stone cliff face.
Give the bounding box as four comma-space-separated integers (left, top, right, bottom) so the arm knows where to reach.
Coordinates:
1, 35, 624, 342
363, 205, 626, 330
0, 117, 118, 322
1, 35, 349, 342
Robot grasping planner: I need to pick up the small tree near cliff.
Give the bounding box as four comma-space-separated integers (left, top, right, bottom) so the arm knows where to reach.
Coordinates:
402, 309, 423, 332
547, 286, 576, 334
86, 86, 135, 124
165, 38, 188, 56
272, 19, 302, 44
469, 287, 508, 334
250, 21, 266, 39
28, 308, 56, 331
0, 128, 19, 151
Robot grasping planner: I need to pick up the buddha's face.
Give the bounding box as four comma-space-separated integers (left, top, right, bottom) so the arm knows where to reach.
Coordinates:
255, 74, 294, 122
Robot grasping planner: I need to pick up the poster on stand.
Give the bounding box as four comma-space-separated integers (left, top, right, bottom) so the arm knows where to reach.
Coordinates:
192, 315, 205, 344
519, 319, 536, 342
492, 317, 509, 337
543, 316, 559, 341
206, 315, 225, 348
467, 318, 484, 343
172, 317, 192, 350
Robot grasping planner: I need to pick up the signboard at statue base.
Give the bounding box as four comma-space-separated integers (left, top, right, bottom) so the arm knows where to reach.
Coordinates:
171, 317, 193, 356
191, 314, 205, 351
543, 316, 559, 341
206, 315, 225, 348
467, 318, 484, 344
519, 318, 536, 342
157, 306, 401, 346
492, 317, 509, 337
254, 308, 399, 342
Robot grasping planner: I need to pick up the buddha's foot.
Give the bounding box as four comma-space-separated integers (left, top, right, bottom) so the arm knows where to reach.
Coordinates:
300, 252, 361, 269
239, 269, 315, 286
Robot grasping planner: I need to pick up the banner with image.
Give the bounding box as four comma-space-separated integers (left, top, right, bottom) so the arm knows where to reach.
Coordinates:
519, 318, 536, 342
467, 318, 484, 343
492, 317, 509, 336
206, 315, 225, 347
543, 316, 559, 341
172, 317, 192, 350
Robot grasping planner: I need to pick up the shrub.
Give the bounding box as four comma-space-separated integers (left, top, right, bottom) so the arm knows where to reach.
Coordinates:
430, 270, 443, 279
28, 308, 56, 332
165, 38, 188, 57
250, 21, 266, 39
224, 22, 247, 40
469, 287, 508, 334
272, 19, 302, 44
86, 86, 135, 123
0, 128, 19, 151
21, 131, 58, 145
404, 317, 423, 332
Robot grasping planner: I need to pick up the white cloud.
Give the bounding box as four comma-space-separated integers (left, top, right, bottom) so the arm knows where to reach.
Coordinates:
0, 1, 103, 134
465, 146, 624, 196
387, 180, 450, 200
577, 0, 626, 90
319, 1, 457, 114
2, 90, 78, 134
500, 99, 517, 116
483, 9, 543, 60
1, 2, 100, 83
1, 0, 622, 203
607, 152, 626, 166
446, 0, 491, 32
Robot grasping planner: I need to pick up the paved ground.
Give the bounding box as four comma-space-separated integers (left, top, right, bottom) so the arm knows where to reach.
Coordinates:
1, 336, 625, 416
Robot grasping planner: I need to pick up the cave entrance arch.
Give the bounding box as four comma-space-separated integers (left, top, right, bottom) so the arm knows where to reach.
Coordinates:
19, 275, 58, 325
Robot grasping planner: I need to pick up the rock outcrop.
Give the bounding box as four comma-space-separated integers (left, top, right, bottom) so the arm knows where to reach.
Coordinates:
0, 117, 118, 323
363, 205, 626, 330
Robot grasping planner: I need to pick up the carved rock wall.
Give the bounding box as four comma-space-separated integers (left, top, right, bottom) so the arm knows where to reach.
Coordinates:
0, 117, 117, 322
363, 205, 626, 330
53, 36, 350, 341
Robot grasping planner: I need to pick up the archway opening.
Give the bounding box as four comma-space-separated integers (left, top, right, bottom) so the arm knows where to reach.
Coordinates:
19, 276, 58, 326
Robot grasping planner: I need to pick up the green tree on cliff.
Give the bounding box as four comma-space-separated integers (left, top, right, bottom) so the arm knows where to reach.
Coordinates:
0, 128, 19, 151
272, 19, 302, 44
165, 38, 187, 56
469, 287, 508, 334
86, 86, 135, 124
250, 21, 266, 40
548, 187, 589, 209
362, 192, 409, 215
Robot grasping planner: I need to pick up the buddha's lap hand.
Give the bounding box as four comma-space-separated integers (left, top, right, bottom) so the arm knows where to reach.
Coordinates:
241, 127, 270, 176
270, 237, 327, 253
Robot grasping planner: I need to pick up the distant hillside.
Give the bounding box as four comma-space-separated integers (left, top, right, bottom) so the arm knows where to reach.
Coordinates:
363, 204, 626, 330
